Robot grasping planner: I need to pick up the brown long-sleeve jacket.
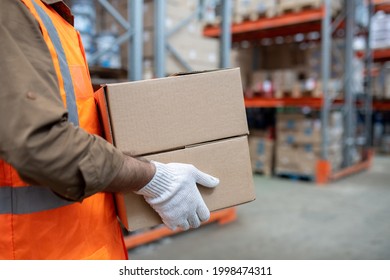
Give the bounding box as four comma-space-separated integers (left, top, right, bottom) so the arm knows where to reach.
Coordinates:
0, 0, 124, 201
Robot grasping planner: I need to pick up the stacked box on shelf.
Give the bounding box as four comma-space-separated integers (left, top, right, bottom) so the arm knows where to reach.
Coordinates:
377, 111, 390, 153
306, 38, 366, 98
305, 40, 345, 98
231, 44, 254, 94
371, 11, 390, 49
377, 114, 390, 153
272, 69, 305, 98
249, 67, 316, 98
235, 39, 355, 99
262, 44, 305, 70
275, 111, 343, 177
248, 131, 274, 176
233, 0, 277, 23
384, 63, 390, 99
203, 0, 342, 26
371, 63, 389, 100
373, 62, 390, 100
243, 42, 330, 98
277, 0, 342, 15
244, 44, 305, 98
237, 38, 354, 99
371, 63, 383, 99
249, 70, 273, 98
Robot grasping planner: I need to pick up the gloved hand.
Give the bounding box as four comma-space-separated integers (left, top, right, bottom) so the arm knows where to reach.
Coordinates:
135, 161, 219, 230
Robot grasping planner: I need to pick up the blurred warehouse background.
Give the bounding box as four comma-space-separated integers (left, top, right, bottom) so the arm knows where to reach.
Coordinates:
64, 0, 390, 260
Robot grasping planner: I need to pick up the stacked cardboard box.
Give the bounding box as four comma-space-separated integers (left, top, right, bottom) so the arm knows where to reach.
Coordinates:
236, 38, 365, 99
277, 0, 342, 15
232, 42, 334, 98
371, 62, 390, 100
305, 39, 348, 98
248, 131, 274, 176
371, 11, 390, 49
95, 68, 255, 231
231, 45, 254, 93
233, 0, 277, 23
249, 68, 314, 98
203, 0, 343, 26
231, 43, 307, 98
275, 112, 343, 176
383, 63, 390, 99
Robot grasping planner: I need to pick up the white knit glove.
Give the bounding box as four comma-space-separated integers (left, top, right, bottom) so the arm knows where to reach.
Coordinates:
135, 161, 219, 230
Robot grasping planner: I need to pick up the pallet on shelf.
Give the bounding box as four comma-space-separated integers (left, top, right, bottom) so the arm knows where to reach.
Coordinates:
273, 88, 323, 99
233, 0, 277, 24
277, 0, 321, 15
233, 11, 275, 24
277, 0, 341, 16
248, 133, 274, 176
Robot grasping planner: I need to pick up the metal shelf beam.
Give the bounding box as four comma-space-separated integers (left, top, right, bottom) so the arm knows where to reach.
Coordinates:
204, 8, 324, 38
210, 0, 373, 177
154, 0, 166, 78
321, 0, 332, 161
129, 0, 143, 81
220, 0, 232, 68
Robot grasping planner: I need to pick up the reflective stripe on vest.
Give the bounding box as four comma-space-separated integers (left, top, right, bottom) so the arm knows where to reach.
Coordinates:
32, 0, 79, 126
0, 186, 72, 214
0, 1, 82, 214
0, 1, 127, 260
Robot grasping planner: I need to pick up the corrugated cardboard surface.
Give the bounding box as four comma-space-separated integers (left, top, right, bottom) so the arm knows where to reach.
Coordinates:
122, 136, 255, 230
248, 136, 274, 175
95, 68, 255, 231
104, 68, 248, 156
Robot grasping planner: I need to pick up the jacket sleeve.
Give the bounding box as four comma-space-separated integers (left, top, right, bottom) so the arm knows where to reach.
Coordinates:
0, 0, 124, 201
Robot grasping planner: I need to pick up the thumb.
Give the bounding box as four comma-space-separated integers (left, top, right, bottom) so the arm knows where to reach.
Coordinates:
193, 168, 219, 188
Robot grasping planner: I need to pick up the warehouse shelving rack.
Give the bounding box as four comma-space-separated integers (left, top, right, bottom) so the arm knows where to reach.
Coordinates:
204, 0, 375, 184
90, 0, 232, 80
353, 0, 390, 62
355, 1, 390, 113
75, 0, 388, 249
374, 0, 390, 12
363, 48, 390, 62
244, 96, 390, 110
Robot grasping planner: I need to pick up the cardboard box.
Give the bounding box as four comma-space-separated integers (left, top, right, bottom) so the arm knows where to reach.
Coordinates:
97, 68, 248, 156
275, 145, 317, 176
276, 113, 305, 131
275, 141, 343, 176
248, 136, 274, 176
95, 68, 255, 231
124, 136, 253, 229
276, 113, 343, 146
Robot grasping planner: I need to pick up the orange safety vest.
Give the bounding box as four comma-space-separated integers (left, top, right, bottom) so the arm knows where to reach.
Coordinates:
0, 0, 127, 259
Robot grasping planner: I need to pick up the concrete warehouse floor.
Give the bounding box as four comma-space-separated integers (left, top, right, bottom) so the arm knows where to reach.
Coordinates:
128, 155, 390, 260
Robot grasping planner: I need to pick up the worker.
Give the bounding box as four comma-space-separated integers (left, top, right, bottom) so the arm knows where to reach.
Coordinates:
0, 0, 219, 260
